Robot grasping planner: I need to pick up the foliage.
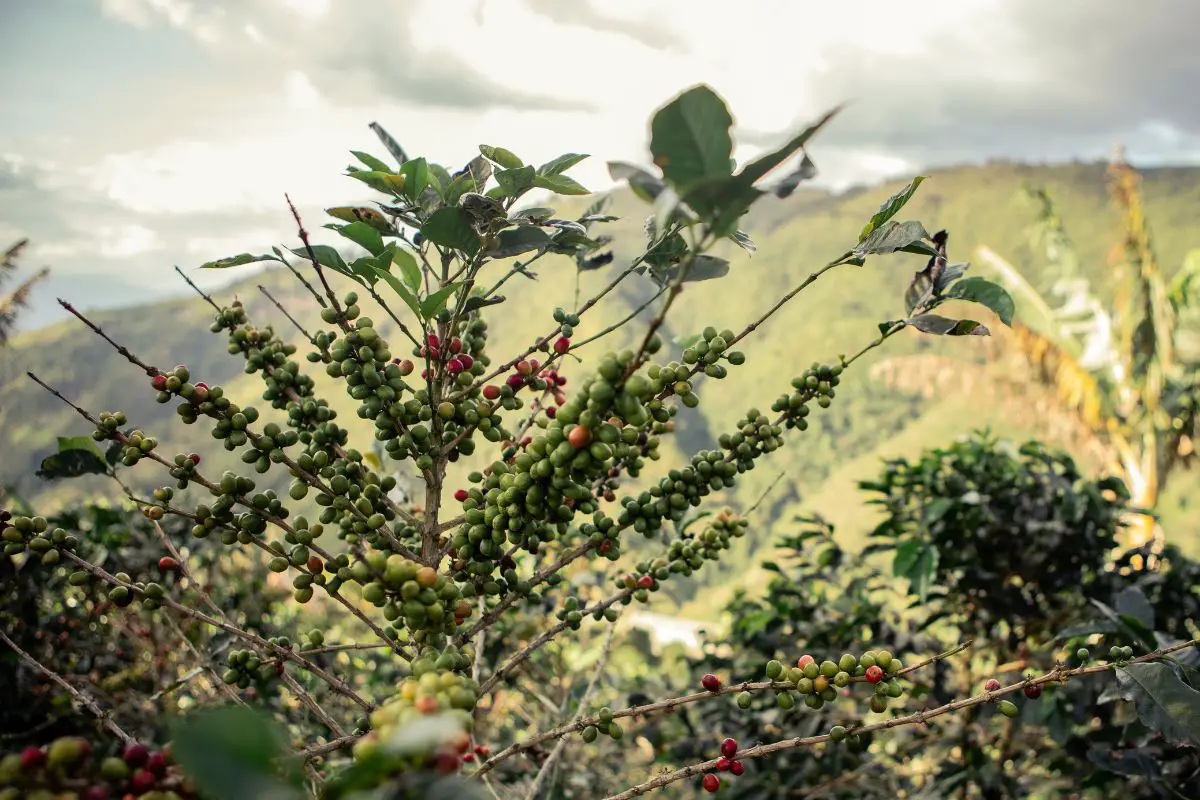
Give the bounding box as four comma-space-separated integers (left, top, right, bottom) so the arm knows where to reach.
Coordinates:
0, 238, 48, 346
660, 432, 1200, 799
0, 81, 1194, 800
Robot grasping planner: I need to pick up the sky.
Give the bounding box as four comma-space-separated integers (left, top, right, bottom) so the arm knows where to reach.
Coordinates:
2, 0, 1199, 330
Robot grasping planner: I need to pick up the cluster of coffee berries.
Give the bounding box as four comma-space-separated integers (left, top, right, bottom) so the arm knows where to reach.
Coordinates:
222, 645, 285, 688
103, 571, 165, 611
346, 667, 480, 783
579, 706, 624, 743
0, 738, 186, 799
700, 737, 746, 793
763, 650, 904, 712
1, 514, 79, 564
616, 454, 740, 539
551, 307, 581, 338
769, 362, 843, 431
350, 556, 466, 640
1109, 644, 1136, 663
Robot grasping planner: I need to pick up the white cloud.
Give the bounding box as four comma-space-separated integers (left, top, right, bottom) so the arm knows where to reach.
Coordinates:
97, 224, 163, 258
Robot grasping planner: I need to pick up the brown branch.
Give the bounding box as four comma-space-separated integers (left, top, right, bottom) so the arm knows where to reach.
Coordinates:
258, 284, 314, 343
174, 265, 222, 312
603, 638, 1200, 799
57, 299, 157, 375
0, 630, 134, 745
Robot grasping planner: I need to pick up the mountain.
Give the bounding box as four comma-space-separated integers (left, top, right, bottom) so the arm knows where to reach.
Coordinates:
3, 160, 1199, 612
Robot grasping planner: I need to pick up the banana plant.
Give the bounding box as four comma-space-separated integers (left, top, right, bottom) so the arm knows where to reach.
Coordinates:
877, 157, 1200, 550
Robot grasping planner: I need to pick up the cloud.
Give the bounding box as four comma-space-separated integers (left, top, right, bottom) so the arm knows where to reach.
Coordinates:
523, 0, 687, 52
766, 0, 1200, 168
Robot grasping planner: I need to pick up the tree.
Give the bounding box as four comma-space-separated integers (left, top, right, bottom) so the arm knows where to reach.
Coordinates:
0, 84, 1194, 800
0, 238, 48, 346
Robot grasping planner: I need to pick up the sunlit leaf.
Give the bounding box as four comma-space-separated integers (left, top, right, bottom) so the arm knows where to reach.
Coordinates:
199, 253, 278, 270
943, 276, 1015, 326
650, 85, 734, 190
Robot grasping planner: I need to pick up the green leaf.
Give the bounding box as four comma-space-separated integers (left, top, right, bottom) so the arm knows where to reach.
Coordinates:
608, 161, 666, 203
495, 166, 536, 198
392, 247, 422, 292
170, 706, 303, 800
942, 276, 1015, 327
1114, 661, 1200, 746
398, 157, 429, 201
348, 257, 380, 286
532, 173, 590, 196
737, 107, 838, 188
538, 153, 589, 176
288, 245, 350, 276
487, 227, 552, 259
463, 294, 505, 313
512, 206, 556, 221
1115, 586, 1156, 631
199, 253, 278, 270
369, 121, 408, 166
879, 319, 906, 336
374, 267, 422, 320
443, 175, 477, 207
421, 281, 464, 319
893, 540, 939, 601
650, 85, 735, 190
675, 255, 730, 283
335, 221, 385, 256
420, 208, 480, 255
1089, 599, 1157, 651
37, 442, 109, 481
909, 314, 990, 336
855, 220, 932, 257
351, 150, 393, 173
860, 177, 927, 241
772, 153, 818, 198
479, 145, 523, 170
427, 163, 452, 196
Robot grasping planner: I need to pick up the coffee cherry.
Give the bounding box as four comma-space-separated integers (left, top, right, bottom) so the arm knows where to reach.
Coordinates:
151, 375, 168, 391
701, 674, 721, 692
1076, 647, 1090, 662
765, 660, 784, 679
130, 769, 157, 793
735, 691, 752, 709
730, 760, 744, 776
984, 678, 1001, 692
188, 453, 201, 465
582, 726, 598, 743
567, 425, 592, 448
554, 337, 570, 354
1023, 683, 1042, 699
716, 756, 732, 771
19, 746, 45, 771
797, 654, 814, 669
703, 773, 720, 792
999, 700, 1019, 718
829, 725, 847, 742
158, 556, 180, 573
865, 665, 884, 684
122, 743, 149, 767
454, 489, 469, 503
720, 737, 737, 758
636, 575, 654, 589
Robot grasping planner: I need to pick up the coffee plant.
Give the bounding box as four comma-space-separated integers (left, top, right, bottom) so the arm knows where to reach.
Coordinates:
658, 432, 1200, 798
3, 84, 1198, 799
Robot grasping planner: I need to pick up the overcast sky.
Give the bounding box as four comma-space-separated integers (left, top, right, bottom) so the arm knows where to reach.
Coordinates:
2, 0, 1199, 330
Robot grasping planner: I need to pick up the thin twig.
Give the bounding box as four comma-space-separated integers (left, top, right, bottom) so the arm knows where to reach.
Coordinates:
522, 623, 619, 800
258, 285, 314, 343
174, 266, 222, 312
0, 630, 134, 745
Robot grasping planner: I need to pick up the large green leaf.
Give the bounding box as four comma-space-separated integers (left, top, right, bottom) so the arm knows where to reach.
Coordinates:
288, 245, 350, 276
392, 247, 422, 292
909, 314, 990, 337
398, 157, 430, 201
649, 85, 734, 190
420, 208, 480, 255
421, 281, 464, 319
37, 436, 109, 481
1114, 661, 1200, 747
855, 221, 932, 257
943, 276, 1015, 326
532, 173, 590, 196
495, 166, 536, 199
170, 707, 302, 800
893, 540, 939, 601
335, 221, 386, 256
373, 266, 422, 320
487, 227, 552, 259
736, 107, 839, 187
350, 150, 393, 173
860, 177, 927, 241
538, 152, 589, 176
478, 144, 523, 170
